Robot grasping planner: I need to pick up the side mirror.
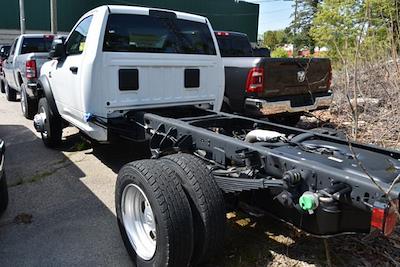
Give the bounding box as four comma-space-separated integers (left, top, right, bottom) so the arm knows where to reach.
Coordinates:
49, 41, 66, 59
1, 51, 9, 60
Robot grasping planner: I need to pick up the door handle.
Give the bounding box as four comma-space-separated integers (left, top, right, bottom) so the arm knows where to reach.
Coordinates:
69, 66, 78, 74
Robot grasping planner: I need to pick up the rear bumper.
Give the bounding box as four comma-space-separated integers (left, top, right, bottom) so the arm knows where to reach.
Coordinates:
245, 93, 333, 115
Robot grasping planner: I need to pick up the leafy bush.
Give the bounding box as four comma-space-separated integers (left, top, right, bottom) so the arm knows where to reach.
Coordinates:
271, 47, 288, 58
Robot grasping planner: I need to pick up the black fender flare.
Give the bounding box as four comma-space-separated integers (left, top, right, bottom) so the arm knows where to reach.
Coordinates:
37, 75, 60, 117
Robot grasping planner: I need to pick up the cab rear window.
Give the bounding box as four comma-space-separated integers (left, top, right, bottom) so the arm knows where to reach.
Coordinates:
21, 36, 54, 54
103, 14, 216, 55
216, 35, 253, 57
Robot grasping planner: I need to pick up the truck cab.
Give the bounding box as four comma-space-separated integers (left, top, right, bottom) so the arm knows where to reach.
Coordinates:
39, 6, 224, 141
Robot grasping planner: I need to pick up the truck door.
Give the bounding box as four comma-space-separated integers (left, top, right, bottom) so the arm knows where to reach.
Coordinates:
4, 38, 18, 89
50, 16, 93, 121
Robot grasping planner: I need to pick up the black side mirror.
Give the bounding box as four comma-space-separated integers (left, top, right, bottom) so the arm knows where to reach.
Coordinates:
1, 51, 9, 60
49, 40, 66, 59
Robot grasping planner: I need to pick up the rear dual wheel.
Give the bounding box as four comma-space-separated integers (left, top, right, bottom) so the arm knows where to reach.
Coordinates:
116, 155, 226, 266
161, 153, 226, 265
116, 160, 194, 267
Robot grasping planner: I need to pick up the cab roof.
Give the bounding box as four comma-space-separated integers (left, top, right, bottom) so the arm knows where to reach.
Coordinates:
85, 5, 208, 24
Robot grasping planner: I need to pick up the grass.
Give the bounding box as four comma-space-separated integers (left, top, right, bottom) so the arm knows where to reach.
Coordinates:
10, 158, 71, 187
205, 211, 328, 267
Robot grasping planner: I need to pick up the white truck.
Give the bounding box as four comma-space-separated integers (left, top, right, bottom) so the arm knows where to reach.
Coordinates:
34, 5, 400, 267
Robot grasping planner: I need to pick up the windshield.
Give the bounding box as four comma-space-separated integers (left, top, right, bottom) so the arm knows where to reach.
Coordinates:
216, 34, 253, 57
103, 14, 216, 55
21, 36, 54, 54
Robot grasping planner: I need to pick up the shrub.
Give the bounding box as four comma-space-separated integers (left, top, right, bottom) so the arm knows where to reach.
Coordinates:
271, 47, 288, 58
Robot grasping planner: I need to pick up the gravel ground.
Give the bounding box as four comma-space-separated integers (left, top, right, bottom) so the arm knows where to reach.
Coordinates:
0, 94, 398, 266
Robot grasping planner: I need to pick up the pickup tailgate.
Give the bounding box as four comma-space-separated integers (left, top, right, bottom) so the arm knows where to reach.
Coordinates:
102, 53, 224, 111
21, 53, 50, 77
99, 12, 224, 112
32, 53, 51, 76
259, 58, 331, 98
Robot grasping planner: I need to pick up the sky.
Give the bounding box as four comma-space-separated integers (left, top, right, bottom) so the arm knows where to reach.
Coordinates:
244, 0, 294, 34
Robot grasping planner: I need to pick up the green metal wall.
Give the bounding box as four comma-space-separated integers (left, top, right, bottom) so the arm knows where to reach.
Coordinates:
0, 0, 259, 41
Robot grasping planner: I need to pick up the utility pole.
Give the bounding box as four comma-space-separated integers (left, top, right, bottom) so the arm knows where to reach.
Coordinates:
293, 0, 298, 55
50, 0, 57, 34
19, 0, 26, 34
294, 0, 298, 34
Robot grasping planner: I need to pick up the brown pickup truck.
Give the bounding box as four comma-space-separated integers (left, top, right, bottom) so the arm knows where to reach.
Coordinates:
216, 31, 332, 124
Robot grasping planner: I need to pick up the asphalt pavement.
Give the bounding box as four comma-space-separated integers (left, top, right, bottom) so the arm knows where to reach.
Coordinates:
0, 94, 151, 266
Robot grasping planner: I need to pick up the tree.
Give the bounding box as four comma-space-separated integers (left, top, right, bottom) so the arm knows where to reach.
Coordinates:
271, 47, 289, 58
310, 0, 396, 62
310, 0, 398, 138
287, 0, 322, 51
263, 30, 288, 50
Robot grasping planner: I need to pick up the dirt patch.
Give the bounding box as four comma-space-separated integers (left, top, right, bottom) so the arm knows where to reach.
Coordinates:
205, 212, 400, 267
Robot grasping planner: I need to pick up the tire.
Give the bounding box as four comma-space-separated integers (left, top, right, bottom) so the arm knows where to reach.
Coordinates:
5, 80, 16, 101
0, 173, 8, 215
116, 159, 194, 267
161, 153, 226, 265
20, 84, 37, 119
0, 79, 5, 94
37, 97, 62, 148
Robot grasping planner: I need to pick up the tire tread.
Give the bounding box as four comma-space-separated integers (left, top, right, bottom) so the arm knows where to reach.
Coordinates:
162, 153, 226, 264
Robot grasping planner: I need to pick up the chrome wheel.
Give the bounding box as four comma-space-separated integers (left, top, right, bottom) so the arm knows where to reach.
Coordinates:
122, 184, 157, 260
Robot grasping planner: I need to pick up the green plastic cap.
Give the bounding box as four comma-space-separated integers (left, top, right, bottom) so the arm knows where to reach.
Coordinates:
299, 193, 317, 211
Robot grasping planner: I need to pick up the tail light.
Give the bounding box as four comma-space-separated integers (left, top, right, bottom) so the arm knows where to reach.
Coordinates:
26, 60, 37, 79
246, 67, 264, 94
371, 200, 398, 236
216, 32, 230, 36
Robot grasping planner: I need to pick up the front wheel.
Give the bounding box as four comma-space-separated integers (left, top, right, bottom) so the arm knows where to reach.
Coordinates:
20, 84, 37, 119
116, 160, 194, 267
37, 98, 62, 148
